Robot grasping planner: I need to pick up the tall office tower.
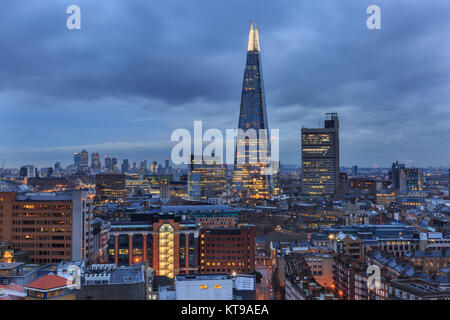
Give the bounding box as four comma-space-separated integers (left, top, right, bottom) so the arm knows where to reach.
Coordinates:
165, 158, 170, 174
80, 149, 89, 173
150, 161, 157, 174
121, 159, 129, 173
74, 152, 81, 172
91, 152, 101, 172
139, 161, 147, 175
44, 167, 53, 178
111, 158, 118, 171
19, 165, 35, 178
301, 113, 340, 198
391, 161, 406, 192
405, 168, 423, 191
352, 165, 358, 177
104, 157, 112, 172
233, 22, 273, 201
188, 155, 226, 200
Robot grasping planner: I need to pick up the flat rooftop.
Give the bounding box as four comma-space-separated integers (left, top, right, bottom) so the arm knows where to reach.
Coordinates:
176, 274, 231, 281
16, 193, 72, 201
0, 262, 24, 270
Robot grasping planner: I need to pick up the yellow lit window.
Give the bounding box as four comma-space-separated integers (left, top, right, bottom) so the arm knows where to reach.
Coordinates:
214, 285, 221, 289
200, 285, 207, 290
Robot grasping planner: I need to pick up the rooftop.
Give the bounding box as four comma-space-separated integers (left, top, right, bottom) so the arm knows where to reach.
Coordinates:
0, 262, 24, 270
16, 192, 72, 201
25, 274, 73, 291
176, 274, 231, 281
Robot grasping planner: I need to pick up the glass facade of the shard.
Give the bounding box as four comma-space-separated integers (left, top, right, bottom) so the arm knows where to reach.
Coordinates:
233, 23, 273, 201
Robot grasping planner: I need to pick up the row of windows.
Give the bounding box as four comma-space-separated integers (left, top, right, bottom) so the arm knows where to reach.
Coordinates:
13, 220, 71, 225
12, 235, 71, 240
13, 204, 71, 210
12, 228, 71, 233
202, 267, 250, 273
11, 212, 70, 218
204, 249, 245, 254
30, 251, 71, 256
202, 256, 245, 261
19, 243, 69, 248
203, 242, 248, 248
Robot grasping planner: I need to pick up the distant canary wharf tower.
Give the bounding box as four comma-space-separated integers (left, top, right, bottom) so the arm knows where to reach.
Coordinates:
233, 22, 274, 201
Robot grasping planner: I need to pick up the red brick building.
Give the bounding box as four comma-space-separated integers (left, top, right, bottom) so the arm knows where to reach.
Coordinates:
199, 225, 255, 274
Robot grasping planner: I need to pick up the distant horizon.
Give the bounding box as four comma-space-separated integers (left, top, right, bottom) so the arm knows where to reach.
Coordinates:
3, 161, 450, 171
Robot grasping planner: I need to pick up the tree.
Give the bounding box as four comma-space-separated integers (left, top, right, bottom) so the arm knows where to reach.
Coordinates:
252, 271, 263, 283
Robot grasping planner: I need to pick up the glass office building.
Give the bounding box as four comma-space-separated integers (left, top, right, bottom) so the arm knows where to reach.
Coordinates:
233, 22, 274, 201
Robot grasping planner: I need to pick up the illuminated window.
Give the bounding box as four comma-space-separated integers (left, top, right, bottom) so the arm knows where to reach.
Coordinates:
214, 285, 221, 289
200, 285, 207, 290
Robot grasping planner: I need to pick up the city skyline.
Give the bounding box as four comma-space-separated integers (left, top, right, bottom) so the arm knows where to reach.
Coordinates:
2, 0, 450, 168
1, 1, 450, 305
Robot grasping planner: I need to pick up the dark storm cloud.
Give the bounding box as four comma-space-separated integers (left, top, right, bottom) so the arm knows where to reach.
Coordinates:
0, 0, 292, 105
0, 0, 449, 167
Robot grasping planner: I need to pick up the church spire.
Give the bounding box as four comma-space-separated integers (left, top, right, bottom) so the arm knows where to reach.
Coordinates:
247, 21, 260, 52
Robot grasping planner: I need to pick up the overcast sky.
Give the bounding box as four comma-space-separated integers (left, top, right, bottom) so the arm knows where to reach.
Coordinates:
1, 0, 449, 169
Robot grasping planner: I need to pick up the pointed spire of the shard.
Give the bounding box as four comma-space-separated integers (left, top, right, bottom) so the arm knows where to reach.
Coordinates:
247, 21, 260, 52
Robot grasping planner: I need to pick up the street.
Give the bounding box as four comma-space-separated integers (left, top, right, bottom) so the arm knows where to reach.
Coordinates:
256, 266, 274, 300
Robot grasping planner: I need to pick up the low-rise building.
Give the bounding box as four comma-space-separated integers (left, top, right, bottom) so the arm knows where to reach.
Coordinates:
76, 263, 148, 300
389, 278, 450, 300
175, 274, 233, 300
24, 274, 76, 300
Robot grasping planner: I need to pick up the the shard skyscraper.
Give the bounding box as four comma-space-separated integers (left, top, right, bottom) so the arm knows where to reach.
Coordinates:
233, 22, 274, 201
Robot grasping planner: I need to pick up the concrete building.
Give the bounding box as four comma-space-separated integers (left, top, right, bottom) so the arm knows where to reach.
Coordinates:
76, 263, 148, 300
19, 165, 35, 178
304, 253, 334, 289
388, 278, 450, 300
391, 161, 406, 192
0, 191, 102, 264
175, 274, 233, 300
